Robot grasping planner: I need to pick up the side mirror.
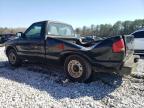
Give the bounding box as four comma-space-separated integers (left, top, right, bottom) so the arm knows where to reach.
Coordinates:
16, 32, 25, 38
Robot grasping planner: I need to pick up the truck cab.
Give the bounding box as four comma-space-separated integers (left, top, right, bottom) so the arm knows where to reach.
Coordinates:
12, 21, 77, 60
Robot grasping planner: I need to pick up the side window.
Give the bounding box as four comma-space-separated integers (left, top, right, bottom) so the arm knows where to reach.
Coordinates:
133, 31, 144, 38
25, 23, 43, 39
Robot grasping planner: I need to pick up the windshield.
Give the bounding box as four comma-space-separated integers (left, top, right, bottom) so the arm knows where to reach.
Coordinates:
48, 22, 74, 37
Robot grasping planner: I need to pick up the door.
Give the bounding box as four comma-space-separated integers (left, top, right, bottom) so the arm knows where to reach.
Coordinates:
133, 31, 144, 50
16, 22, 45, 60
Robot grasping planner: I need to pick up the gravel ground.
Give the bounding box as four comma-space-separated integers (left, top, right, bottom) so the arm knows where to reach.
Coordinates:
0, 47, 144, 108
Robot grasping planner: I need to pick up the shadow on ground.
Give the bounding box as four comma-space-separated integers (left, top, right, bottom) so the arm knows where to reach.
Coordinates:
0, 61, 122, 100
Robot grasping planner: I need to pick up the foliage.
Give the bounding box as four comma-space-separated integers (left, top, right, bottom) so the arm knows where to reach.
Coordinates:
0, 19, 144, 37
0, 28, 26, 34
75, 19, 144, 37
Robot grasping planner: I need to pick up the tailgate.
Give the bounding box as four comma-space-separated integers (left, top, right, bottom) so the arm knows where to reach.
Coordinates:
123, 35, 134, 57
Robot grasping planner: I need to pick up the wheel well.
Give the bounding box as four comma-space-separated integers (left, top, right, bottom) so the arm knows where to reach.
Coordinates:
60, 53, 91, 65
6, 46, 16, 56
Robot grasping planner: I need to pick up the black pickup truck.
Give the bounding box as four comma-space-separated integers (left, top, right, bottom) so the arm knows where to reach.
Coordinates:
5, 20, 134, 82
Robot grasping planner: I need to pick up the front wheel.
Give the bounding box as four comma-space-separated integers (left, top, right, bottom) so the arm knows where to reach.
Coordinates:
64, 55, 92, 82
7, 49, 21, 67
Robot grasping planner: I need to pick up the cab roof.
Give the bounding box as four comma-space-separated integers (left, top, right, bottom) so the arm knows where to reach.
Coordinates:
34, 20, 71, 26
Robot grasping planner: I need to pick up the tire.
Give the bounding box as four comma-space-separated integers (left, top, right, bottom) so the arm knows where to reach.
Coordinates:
7, 49, 22, 67
64, 55, 92, 82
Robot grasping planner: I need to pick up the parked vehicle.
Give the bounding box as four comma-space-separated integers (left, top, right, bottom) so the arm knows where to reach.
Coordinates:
0, 34, 15, 44
5, 20, 135, 82
131, 30, 144, 55
80, 36, 95, 44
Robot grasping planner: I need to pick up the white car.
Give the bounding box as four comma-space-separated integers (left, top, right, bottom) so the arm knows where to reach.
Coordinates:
131, 30, 144, 55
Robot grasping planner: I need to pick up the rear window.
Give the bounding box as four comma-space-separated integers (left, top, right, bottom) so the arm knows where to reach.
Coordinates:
132, 31, 144, 38
48, 22, 74, 37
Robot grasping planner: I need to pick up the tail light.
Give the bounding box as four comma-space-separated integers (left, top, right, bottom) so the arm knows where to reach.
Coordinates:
112, 39, 125, 53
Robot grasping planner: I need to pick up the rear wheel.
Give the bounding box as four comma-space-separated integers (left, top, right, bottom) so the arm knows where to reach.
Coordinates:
64, 55, 92, 82
7, 49, 21, 67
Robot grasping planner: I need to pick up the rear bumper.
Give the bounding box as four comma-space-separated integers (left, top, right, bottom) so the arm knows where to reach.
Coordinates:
122, 54, 134, 68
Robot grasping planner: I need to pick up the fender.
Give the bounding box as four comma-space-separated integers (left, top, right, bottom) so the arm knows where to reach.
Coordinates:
5, 45, 18, 56
59, 50, 93, 64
